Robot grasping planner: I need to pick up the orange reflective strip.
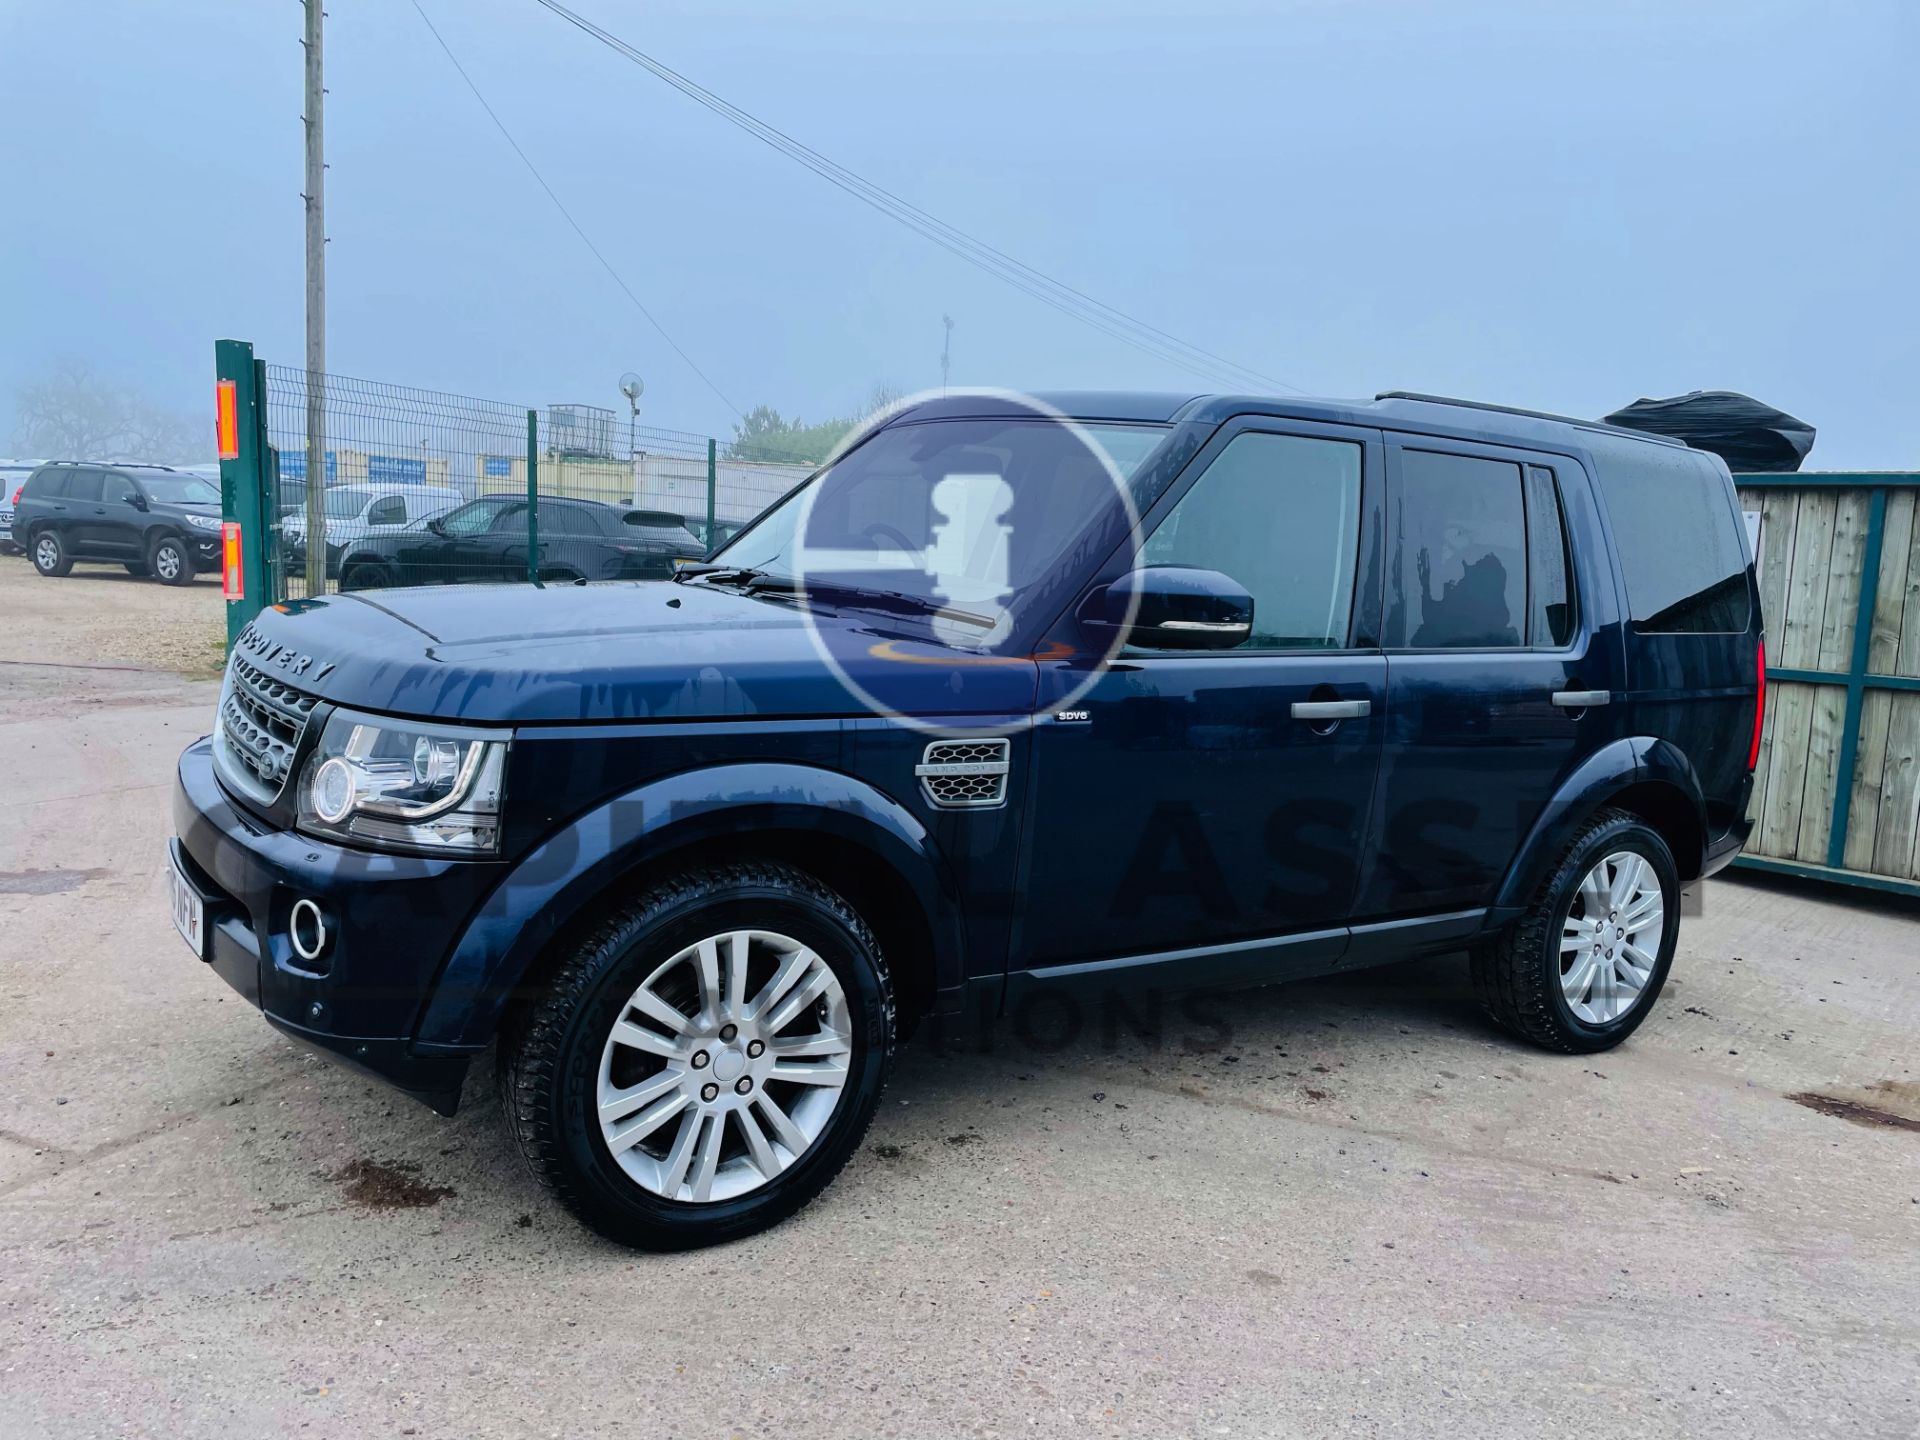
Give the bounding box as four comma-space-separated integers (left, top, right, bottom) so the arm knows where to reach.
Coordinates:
222, 521, 243, 601
216, 380, 239, 460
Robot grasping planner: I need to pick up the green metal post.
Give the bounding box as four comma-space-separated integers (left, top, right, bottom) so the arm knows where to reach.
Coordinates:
526, 409, 540, 586
706, 437, 718, 555
215, 339, 270, 646
1824, 486, 1888, 869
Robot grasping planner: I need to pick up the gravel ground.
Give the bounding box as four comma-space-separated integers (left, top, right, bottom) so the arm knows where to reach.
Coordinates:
0, 643, 1916, 1438
0, 551, 226, 678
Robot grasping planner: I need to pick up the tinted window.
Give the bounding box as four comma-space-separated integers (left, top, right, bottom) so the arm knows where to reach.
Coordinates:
439, 498, 512, 535
366, 497, 406, 526
25, 470, 68, 498
65, 470, 106, 503
136, 474, 218, 505
104, 473, 142, 505
1595, 448, 1752, 633
1138, 432, 1362, 650
1524, 465, 1576, 647
489, 502, 530, 532
545, 504, 604, 536
1390, 451, 1525, 649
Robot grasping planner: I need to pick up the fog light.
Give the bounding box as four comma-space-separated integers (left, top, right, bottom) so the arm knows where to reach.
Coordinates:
289, 897, 331, 963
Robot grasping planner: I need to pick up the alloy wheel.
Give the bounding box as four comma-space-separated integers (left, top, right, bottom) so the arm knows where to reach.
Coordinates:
596, 928, 852, 1204
35, 537, 58, 570
155, 544, 182, 581
1559, 850, 1664, 1024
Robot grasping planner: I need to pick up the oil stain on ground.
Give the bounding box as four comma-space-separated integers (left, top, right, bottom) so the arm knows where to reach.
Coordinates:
1788, 1091, 1920, 1134
334, 1159, 457, 1210
0, 868, 108, 896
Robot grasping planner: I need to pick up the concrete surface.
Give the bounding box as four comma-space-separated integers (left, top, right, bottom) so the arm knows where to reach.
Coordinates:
1, 657, 1916, 1439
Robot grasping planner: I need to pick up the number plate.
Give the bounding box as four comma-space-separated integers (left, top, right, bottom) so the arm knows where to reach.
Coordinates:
169, 853, 207, 960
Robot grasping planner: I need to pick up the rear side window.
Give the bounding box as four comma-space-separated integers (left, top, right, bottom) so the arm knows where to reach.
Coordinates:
1595, 448, 1752, 633
25, 469, 70, 498
545, 504, 603, 536
1389, 451, 1526, 649
1524, 465, 1576, 647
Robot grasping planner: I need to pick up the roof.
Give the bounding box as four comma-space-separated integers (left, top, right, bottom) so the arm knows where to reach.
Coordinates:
886, 388, 1692, 455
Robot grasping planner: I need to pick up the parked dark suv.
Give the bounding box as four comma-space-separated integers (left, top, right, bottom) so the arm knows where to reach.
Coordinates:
168, 391, 1763, 1249
17, 462, 221, 584
335, 494, 704, 591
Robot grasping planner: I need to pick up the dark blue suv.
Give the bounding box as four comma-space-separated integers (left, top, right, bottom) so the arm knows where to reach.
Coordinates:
168, 390, 1763, 1248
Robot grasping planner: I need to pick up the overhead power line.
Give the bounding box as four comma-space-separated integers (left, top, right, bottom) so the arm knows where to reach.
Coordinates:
409, 0, 744, 418
529, 0, 1303, 396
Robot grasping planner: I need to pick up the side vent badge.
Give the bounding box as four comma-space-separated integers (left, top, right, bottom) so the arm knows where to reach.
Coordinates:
915, 739, 1011, 810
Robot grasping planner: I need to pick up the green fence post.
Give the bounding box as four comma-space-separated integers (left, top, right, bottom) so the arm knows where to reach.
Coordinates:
706, 437, 718, 554
1825, 486, 1889, 869
526, 409, 540, 586
215, 338, 269, 646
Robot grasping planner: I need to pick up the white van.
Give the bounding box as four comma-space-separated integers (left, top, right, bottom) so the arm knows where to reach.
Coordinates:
281, 483, 465, 571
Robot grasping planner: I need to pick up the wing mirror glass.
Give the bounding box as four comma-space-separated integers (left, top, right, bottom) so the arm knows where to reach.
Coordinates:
1085, 565, 1254, 651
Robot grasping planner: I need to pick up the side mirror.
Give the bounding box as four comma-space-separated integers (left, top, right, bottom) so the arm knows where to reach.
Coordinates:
126, 492, 149, 512
1088, 566, 1254, 651
425, 516, 447, 537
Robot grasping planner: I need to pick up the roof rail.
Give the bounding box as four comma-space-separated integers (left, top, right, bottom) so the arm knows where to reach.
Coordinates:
1375, 391, 1688, 447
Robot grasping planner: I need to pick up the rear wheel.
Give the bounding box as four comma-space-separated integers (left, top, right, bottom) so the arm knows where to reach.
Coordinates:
340, 562, 388, 592
1470, 807, 1678, 1053
32, 530, 71, 577
500, 863, 894, 1250
149, 534, 192, 586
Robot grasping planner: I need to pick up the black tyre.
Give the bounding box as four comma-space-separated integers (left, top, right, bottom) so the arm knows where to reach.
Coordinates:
1470, 807, 1679, 1054
31, 529, 72, 577
124, 561, 150, 576
149, 534, 193, 586
500, 863, 894, 1250
340, 562, 387, 592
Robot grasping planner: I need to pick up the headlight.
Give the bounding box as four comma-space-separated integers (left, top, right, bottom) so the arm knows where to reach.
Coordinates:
185, 514, 222, 530
297, 708, 508, 854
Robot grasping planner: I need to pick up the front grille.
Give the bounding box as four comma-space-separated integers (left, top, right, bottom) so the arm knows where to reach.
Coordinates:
915, 738, 1010, 809
216, 652, 319, 800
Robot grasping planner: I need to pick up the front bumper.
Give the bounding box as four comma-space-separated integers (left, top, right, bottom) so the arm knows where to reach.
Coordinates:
190, 533, 219, 570
171, 739, 504, 1113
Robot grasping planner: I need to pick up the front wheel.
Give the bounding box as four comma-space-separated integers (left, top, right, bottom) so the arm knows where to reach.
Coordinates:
32, 530, 72, 577
150, 534, 192, 585
1471, 808, 1678, 1054
500, 863, 894, 1250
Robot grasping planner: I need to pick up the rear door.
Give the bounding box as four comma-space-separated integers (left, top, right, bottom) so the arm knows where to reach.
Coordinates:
1352, 440, 1625, 926
62, 469, 110, 553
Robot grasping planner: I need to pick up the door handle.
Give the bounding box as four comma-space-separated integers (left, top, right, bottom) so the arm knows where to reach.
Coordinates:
1552, 689, 1611, 709
1291, 699, 1371, 721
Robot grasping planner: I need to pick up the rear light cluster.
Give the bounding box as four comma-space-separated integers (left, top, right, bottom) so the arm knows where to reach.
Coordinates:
1748, 637, 1767, 771
9, 486, 21, 507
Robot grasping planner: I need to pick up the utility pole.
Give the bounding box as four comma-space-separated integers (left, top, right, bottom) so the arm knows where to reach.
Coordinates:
941, 314, 954, 395
302, 0, 327, 596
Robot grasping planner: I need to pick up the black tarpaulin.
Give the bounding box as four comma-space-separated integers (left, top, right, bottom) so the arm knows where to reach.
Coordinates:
1602, 391, 1815, 473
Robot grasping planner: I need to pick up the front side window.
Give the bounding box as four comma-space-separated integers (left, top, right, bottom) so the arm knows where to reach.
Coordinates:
106, 474, 141, 505
437, 498, 512, 536
366, 497, 406, 527
1389, 451, 1526, 649
138, 475, 219, 505
1135, 432, 1362, 650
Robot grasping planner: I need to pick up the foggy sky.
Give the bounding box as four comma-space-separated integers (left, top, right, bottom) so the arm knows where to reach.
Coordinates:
2, 0, 1914, 467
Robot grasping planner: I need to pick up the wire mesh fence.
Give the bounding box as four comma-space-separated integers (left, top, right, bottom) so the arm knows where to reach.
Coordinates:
260, 366, 814, 602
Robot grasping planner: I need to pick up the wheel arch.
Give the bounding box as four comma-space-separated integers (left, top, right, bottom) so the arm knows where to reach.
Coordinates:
416, 762, 965, 1053
1492, 737, 1708, 917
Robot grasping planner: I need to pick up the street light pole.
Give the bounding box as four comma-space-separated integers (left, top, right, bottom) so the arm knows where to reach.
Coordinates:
302, 0, 327, 596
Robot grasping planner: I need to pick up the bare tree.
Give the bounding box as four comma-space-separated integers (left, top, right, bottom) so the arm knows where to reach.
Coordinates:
10, 358, 210, 464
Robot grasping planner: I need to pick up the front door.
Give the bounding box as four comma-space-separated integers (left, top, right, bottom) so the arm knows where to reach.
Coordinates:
1351, 440, 1625, 924
1015, 419, 1388, 988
